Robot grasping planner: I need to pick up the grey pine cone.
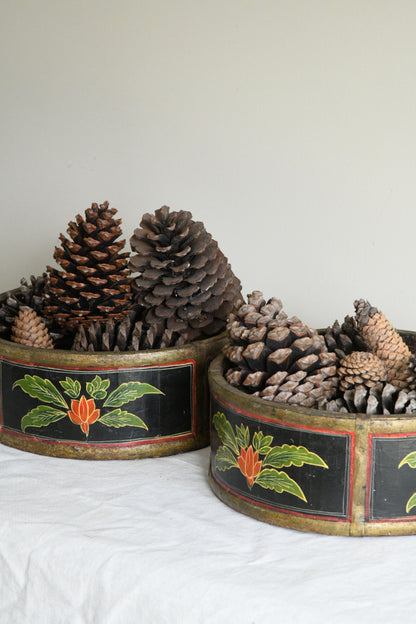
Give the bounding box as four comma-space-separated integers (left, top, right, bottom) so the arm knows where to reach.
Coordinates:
324, 382, 416, 415
129, 206, 242, 346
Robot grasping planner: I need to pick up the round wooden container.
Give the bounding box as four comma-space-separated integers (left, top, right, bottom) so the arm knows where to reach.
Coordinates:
208, 335, 416, 537
0, 309, 226, 460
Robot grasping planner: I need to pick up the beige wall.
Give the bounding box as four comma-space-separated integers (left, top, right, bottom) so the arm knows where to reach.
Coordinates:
1, 1, 416, 330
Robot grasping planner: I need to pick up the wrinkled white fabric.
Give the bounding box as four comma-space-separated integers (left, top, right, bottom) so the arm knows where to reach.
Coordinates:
0, 443, 415, 624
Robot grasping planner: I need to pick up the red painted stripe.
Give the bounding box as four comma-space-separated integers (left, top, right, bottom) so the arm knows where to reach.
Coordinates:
0, 427, 196, 448
365, 431, 416, 523
211, 471, 349, 523
0, 354, 196, 372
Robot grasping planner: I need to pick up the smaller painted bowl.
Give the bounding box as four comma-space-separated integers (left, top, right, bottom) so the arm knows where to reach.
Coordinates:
208, 333, 416, 537
0, 311, 226, 459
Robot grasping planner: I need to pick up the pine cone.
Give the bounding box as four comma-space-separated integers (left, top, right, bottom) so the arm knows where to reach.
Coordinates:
129, 206, 242, 345
71, 306, 191, 352
0, 275, 48, 339
71, 308, 140, 352
354, 299, 412, 389
325, 383, 416, 415
338, 351, 387, 392
223, 291, 338, 408
11, 307, 54, 349
129, 320, 192, 350
43, 202, 132, 331
324, 315, 367, 360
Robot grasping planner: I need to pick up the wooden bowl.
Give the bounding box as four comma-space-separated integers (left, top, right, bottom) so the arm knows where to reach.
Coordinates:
208, 335, 416, 536
0, 302, 226, 460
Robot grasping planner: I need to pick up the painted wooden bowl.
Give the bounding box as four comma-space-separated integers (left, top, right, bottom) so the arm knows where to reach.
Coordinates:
0, 305, 226, 460
208, 333, 416, 536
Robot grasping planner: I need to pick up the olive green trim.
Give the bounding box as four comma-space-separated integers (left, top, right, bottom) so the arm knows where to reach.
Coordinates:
0, 330, 227, 369
0, 429, 208, 460
209, 466, 416, 537
209, 469, 352, 536
209, 354, 356, 431
209, 350, 416, 431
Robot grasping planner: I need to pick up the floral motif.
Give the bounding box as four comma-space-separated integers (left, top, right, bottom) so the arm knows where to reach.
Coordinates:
13, 374, 164, 437
212, 412, 328, 501
398, 451, 416, 513
238, 445, 262, 487
68, 396, 100, 436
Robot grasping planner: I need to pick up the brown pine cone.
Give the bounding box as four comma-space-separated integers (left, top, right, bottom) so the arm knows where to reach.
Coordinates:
337, 351, 387, 392
72, 306, 197, 352
11, 307, 54, 349
224, 291, 338, 408
71, 307, 140, 352
354, 299, 412, 389
43, 202, 132, 331
129, 206, 242, 345
0, 275, 49, 339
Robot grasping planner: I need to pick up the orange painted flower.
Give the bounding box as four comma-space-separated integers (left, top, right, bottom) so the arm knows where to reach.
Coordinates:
68, 396, 100, 436
238, 445, 262, 487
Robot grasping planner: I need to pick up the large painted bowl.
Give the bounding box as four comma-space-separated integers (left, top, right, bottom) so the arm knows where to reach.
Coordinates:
0, 304, 226, 460
208, 333, 416, 537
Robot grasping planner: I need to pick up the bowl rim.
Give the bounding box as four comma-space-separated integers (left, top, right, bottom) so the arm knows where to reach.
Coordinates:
0, 328, 228, 368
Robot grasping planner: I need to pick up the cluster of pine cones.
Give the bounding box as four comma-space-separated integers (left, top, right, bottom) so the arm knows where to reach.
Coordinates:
223, 292, 416, 416
3, 203, 416, 418
0, 202, 242, 352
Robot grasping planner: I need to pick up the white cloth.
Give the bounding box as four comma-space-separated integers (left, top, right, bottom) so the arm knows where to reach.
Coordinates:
0, 443, 414, 624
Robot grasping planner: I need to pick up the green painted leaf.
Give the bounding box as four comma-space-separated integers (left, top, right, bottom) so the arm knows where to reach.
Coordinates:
86, 375, 110, 400
21, 406, 67, 432
212, 412, 239, 454
13, 375, 68, 410
406, 492, 416, 514
59, 377, 81, 399
215, 445, 239, 471
98, 409, 148, 430
104, 382, 163, 407
264, 444, 328, 469
399, 451, 416, 469
236, 424, 250, 449
255, 468, 307, 501
252, 431, 273, 455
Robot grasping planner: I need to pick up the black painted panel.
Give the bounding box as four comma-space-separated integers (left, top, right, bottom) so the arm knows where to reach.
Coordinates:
369, 435, 416, 520
1, 358, 194, 443
210, 397, 352, 519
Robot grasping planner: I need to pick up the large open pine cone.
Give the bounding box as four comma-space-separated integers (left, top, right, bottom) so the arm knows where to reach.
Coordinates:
129, 206, 242, 345
224, 291, 338, 408
43, 202, 132, 331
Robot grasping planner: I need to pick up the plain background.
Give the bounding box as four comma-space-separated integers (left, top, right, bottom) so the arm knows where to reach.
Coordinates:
1, 0, 416, 332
